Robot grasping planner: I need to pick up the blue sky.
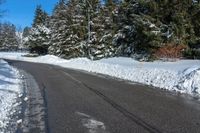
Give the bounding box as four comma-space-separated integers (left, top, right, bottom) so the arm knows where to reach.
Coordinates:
1, 0, 58, 29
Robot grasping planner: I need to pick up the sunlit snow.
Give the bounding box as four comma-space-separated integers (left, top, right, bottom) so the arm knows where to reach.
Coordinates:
0, 52, 200, 97
0, 59, 22, 132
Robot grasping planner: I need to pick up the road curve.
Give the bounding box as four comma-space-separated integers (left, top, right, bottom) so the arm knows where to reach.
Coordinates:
7, 60, 200, 133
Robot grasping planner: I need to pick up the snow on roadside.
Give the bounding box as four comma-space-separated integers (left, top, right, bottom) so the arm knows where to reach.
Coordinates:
177, 66, 200, 95
0, 52, 200, 97
0, 59, 22, 132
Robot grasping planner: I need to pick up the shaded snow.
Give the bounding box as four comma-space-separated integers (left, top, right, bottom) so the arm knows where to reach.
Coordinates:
0, 52, 200, 97
0, 59, 22, 132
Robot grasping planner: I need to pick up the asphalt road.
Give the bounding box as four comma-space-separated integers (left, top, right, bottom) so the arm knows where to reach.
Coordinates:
8, 60, 200, 133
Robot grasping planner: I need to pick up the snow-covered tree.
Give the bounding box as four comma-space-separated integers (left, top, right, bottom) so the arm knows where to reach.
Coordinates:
32, 5, 49, 28
15, 28, 24, 50
0, 23, 19, 51
74, 0, 117, 60
25, 5, 50, 55
49, 0, 87, 58
113, 0, 172, 58
86, 2, 118, 60
26, 25, 50, 54
22, 27, 31, 38
23, 0, 200, 60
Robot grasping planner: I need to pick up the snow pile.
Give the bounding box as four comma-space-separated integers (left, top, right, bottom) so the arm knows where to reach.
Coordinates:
58, 58, 200, 95
0, 52, 200, 96
0, 52, 27, 60
29, 54, 67, 64
59, 58, 180, 90
0, 59, 22, 132
177, 66, 200, 95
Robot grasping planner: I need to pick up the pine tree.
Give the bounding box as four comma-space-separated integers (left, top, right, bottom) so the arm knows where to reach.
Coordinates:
25, 6, 50, 55
22, 27, 31, 38
48, 0, 68, 55
26, 25, 50, 54
23, 0, 200, 60
0, 23, 19, 51
112, 0, 196, 59
190, 1, 200, 43
0, 23, 3, 48
32, 5, 49, 27
83, 0, 117, 60
113, 0, 148, 57
49, 0, 86, 58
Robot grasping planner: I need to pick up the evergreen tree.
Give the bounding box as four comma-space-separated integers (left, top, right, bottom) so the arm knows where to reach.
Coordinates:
48, 0, 67, 55
112, 0, 197, 59
22, 27, 31, 38
83, 0, 117, 60
0, 23, 19, 51
25, 0, 200, 60
190, 1, 200, 45
26, 25, 50, 54
113, 0, 156, 57
25, 6, 50, 55
32, 5, 49, 27
49, 0, 86, 58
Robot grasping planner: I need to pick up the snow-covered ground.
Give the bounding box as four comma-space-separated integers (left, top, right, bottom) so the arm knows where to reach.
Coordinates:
0, 52, 200, 97
0, 59, 22, 132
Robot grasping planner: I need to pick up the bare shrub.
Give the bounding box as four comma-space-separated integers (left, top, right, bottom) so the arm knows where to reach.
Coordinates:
154, 43, 188, 61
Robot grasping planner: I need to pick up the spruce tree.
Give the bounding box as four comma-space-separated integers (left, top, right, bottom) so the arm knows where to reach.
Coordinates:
23, 0, 200, 60
22, 27, 31, 38
48, 0, 67, 55
49, 0, 86, 58
0, 23, 19, 51
83, 0, 117, 60
32, 5, 49, 27
26, 26, 50, 54
25, 5, 50, 55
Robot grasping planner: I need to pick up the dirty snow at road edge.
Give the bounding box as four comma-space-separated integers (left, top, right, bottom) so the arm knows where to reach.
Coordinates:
0, 59, 22, 132
0, 52, 200, 97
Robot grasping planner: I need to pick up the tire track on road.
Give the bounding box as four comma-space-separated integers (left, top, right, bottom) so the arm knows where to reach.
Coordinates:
62, 70, 162, 133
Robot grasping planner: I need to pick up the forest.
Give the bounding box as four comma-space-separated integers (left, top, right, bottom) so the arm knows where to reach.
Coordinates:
1, 0, 200, 60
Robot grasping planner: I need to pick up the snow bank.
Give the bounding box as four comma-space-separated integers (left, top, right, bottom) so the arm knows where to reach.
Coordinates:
0, 52, 200, 97
0, 59, 22, 132
177, 67, 200, 95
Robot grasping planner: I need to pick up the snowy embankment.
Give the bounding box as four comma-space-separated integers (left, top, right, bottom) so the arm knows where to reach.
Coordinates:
0, 52, 200, 96
0, 59, 22, 132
